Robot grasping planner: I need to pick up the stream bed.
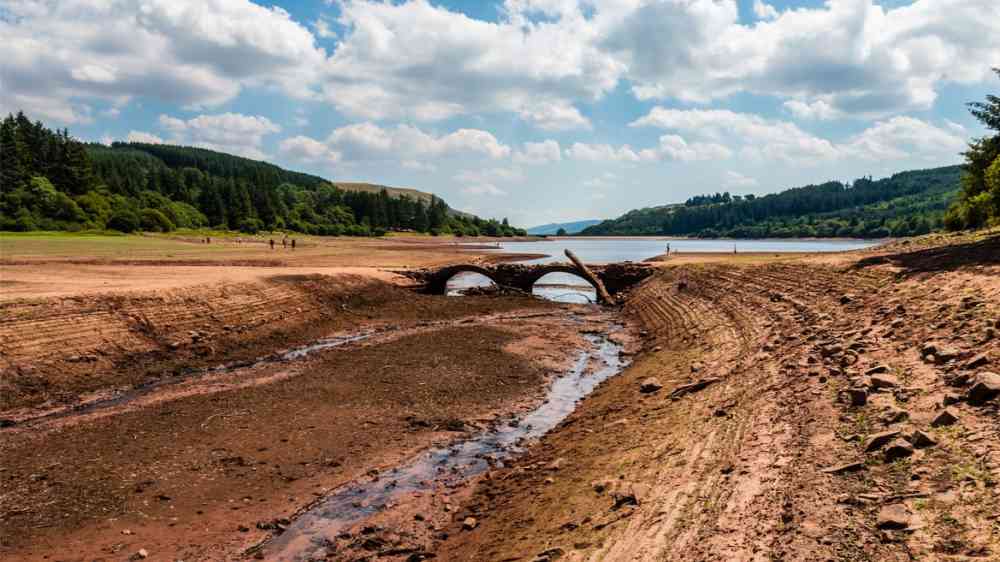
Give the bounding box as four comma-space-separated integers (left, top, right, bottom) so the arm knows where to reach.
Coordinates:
257, 329, 628, 560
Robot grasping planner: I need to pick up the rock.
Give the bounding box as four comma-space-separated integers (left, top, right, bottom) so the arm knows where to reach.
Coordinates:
907, 430, 937, 449
880, 405, 909, 425
122, 529, 134, 535
869, 374, 900, 390
840, 294, 854, 305
0, 419, 15, 428
865, 365, 890, 375
931, 409, 959, 427
965, 354, 990, 369
639, 378, 663, 394
877, 504, 911, 530
847, 388, 868, 406
864, 430, 900, 453
591, 480, 611, 494
942, 393, 963, 406
462, 517, 478, 531
533, 547, 566, 562
670, 378, 720, 400
922, 342, 960, 363
131, 549, 149, 560
822, 462, 865, 474
884, 438, 914, 462
967, 372, 1000, 406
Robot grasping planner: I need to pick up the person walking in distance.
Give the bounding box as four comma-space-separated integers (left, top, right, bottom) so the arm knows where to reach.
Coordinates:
269, 238, 275, 250
282, 237, 287, 249
291, 238, 296, 251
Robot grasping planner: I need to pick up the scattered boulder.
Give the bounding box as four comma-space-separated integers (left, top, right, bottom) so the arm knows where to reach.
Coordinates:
884, 438, 914, 462
880, 405, 909, 425
847, 388, 868, 407
965, 354, 990, 370
864, 431, 900, 453
462, 517, 478, 531
822, 461, 865, 474
840, 294, 854, 305
131, 550, 149, 561
876, 504, 911, 530
967, 372, 1000, 406
865, 365, 890, 375
869, 374, 900, 390
922, 342, 960, 363
532, 547, 566, 562
907, 430, 937, 449
670, 378, 720, 400
942, 393, 963, 406
639, 378, 663, 394
931, 409, 959, 427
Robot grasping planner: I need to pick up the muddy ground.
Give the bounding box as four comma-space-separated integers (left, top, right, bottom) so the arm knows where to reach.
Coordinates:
2, 231, 999, 561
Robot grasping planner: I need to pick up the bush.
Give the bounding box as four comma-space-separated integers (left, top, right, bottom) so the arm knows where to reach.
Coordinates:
238, 218, 264, 234
140, 208, 175, 232
107, 210, 141, 233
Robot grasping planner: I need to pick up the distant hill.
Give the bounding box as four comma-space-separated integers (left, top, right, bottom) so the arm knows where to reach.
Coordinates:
581, 165, 962, 239
0, 111, 525, 236
527, 219, 603, 235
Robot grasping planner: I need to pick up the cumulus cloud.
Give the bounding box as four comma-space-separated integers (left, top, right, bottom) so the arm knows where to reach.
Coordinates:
632, 108, 839, 162
462, 183, 508, 196
279, 135, 342, 165
326, 122, 511, 161
148, 112, 281, 159
0, 0, 325, 123
753, 0, 779, 21
637, 135, 732, 162
565, 142, 640, 162
317, 0, 619, 129
605, 0, 1000, 117
513, 140, 562, 165
633, 106, 965, 164
127, 131, 165, 144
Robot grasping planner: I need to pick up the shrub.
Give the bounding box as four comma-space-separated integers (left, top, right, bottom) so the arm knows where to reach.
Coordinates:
107, 210, 141, 233
140, 208, 176, 232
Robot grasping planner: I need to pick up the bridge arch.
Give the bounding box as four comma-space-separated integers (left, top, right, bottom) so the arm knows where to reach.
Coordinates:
430, 264, 501, 295
522, 265, 601, 293
529, 268, 599, 303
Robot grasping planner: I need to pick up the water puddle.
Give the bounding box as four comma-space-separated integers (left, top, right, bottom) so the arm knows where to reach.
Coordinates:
258, 330, 627, 560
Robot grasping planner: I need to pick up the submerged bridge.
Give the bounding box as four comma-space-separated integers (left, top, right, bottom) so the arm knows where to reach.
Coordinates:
400, 257, 653, 304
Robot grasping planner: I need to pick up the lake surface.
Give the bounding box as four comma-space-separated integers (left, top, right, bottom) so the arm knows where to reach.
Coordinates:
449, 237, 881, 303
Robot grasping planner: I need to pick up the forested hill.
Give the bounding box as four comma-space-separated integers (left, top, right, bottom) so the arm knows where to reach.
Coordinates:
580, 166, 962, 239
0, 112, 525, 236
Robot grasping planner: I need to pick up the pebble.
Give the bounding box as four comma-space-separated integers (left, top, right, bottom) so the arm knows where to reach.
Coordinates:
876, 504, 911, 530
462, 517, 478, 531
639, 377, 663, 394
931, 408, 959, 427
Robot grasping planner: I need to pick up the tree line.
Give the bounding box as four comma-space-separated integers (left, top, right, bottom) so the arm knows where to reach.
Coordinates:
0, 112, 526, 237
581, 166, 961, 238
945, 67, 1000, 230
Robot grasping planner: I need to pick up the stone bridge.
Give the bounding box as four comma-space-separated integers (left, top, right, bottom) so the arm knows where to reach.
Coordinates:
399, 261, 653, 304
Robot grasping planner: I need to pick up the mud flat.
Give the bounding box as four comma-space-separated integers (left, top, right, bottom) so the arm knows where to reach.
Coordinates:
3, 230, 999, 561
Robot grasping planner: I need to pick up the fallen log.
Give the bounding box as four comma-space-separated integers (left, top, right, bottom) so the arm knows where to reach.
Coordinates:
565, 249, 614, 304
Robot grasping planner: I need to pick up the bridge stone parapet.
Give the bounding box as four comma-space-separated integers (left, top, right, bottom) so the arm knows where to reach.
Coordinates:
398, 261, 653, 304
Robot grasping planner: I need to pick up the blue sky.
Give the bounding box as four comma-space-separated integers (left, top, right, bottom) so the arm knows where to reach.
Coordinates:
2, 0, 997, 226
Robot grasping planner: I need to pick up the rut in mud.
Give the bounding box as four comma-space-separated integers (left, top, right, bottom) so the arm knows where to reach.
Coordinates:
433, 245, 1000, 561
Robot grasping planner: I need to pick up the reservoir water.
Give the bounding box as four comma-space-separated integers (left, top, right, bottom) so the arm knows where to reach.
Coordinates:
448, 237, 881, 303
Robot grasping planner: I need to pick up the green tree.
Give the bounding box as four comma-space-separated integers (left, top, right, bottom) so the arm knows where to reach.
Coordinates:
947, 68, 1000, 229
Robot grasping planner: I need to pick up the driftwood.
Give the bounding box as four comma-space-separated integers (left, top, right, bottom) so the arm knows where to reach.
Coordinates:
565, 249, 614, 304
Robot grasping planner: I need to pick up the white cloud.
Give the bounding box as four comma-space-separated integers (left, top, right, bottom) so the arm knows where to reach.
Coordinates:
313, 17, 337, 39
565, 142, 640, 162
462, 183, 507, 196
0, 0, 325, 124
150, 112, 280, 159
723, 171, 758, 188
638, 134, 732, 162
605, 0, 1000, 118
513, 140, 562, 165
127, 130, 165, 144
455, 167, 524, 184
753, 0, 778, 21
318, 0, 621, 128
844, 116, 967, 162
783, 99, 840, 121
327, 122, 511, 161
278, 135, 342, 165
632, 107, 838, 162
633, 106, 965, 164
